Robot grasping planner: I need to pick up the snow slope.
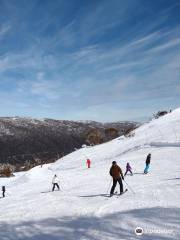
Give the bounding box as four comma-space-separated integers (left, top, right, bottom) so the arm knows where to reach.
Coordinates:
0, 109, 180, 240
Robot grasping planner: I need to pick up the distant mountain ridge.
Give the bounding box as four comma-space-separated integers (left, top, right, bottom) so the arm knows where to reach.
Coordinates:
0, 117, 138, 169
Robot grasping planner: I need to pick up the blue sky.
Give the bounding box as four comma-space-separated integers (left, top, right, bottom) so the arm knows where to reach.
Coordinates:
0, 0, 180, 122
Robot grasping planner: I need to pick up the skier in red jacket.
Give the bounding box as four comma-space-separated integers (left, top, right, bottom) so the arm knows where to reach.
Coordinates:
86, 159, 91, 168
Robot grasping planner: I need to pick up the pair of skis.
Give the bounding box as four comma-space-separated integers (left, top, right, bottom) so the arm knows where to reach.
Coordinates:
109, 188, 128, 197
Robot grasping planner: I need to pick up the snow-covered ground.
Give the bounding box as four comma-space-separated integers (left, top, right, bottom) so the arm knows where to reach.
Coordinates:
0, 109, 180, 240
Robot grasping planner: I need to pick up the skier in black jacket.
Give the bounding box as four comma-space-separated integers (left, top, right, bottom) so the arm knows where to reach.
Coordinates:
2, 186, 5, 197
144, 153, 151, 174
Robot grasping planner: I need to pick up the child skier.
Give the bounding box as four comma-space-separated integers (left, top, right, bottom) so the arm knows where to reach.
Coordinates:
86, 159, 91, 168
144, 153, 151, 174
52, 174, 60, 191
124, 162, 133, 176
2, 186, 5, 198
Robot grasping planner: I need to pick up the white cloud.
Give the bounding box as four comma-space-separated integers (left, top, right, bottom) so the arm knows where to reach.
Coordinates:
148, 37, 180, 53
0, 23, 11, 38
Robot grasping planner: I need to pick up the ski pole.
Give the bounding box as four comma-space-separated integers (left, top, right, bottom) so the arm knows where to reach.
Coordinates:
59, 182, 63, 191
106, 178, 112, 194
123, 179, 135, 194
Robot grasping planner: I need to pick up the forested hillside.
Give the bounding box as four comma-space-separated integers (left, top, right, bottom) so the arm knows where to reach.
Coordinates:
0, 117, 138, 170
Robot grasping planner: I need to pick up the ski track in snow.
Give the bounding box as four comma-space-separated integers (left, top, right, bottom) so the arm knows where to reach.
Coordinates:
0, 109, 180, 239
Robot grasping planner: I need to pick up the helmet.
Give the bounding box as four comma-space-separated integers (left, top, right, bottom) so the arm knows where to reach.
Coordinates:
112, 161, 116, 165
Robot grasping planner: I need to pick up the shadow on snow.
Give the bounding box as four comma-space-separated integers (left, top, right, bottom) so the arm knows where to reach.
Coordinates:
0, 207, 179, 240
165, 178, 180, 181
79, 193, 109, 198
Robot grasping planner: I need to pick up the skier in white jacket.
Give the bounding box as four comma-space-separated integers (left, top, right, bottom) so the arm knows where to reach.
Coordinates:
52, 174, 60, 191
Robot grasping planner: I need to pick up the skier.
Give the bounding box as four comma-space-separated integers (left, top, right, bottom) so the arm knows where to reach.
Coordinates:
109, 161, 124, 196
144, 153, 151, 174
86, 159, 91, 168
52, 174, 60, 191
2, 186, 5, 198
124, 162, 133, 176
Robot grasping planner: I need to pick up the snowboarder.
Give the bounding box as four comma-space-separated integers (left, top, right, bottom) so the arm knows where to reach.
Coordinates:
2, 186, 5, 198
52, 174, 60, 191
144, 153, 151, 174
124, 162, 133, 176
86, 159, 91, 168
109, 161, 124, 196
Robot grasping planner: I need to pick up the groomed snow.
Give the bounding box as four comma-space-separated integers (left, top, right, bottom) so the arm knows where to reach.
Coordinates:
0, 109, 180, 240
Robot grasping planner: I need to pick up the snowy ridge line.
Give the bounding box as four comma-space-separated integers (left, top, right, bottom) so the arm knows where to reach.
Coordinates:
149, 142, 180, 147
113, 143, 153, 158
113, 141, 180, 159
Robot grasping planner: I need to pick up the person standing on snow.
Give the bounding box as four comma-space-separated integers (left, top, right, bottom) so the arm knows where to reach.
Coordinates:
52, 174, 60, 191
2, 186, 5, 198
124, 162, 133, 176
86, 159, 91, 168
109, 161, 124, 196
144, 153, 151, 174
